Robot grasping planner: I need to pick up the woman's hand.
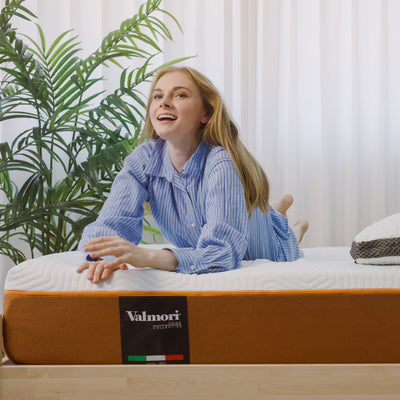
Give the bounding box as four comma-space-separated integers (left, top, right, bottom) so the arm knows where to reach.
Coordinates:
82, 236, 153, 269
77, 258, 128, 284
77, 236, 178, 283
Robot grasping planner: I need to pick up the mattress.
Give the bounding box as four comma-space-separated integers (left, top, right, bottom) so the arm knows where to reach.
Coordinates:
3, 246, 400, 365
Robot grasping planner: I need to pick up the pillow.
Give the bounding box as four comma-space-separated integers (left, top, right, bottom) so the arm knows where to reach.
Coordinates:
350, 213, 400, 265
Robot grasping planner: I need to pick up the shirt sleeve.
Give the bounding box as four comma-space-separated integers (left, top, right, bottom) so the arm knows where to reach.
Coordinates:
171, 158, 249, 274
78, 148, 149, 256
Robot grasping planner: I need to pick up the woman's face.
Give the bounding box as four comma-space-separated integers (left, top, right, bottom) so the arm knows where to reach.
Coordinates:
149, 71, 209, 146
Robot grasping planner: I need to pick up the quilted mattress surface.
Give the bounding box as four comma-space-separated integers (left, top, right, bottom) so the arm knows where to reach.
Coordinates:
5, 246, 400, 292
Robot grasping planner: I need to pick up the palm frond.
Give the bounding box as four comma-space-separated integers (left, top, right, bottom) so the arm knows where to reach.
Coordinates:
0, 234, 26, 264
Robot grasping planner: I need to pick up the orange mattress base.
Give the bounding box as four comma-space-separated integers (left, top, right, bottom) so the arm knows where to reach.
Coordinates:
4, 289, 400, 364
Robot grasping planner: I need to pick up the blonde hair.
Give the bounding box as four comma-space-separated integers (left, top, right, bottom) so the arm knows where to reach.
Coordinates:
143, 66, 269, 215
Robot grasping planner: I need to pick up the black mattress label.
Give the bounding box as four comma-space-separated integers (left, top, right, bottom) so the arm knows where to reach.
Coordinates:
119, 296, 189, 364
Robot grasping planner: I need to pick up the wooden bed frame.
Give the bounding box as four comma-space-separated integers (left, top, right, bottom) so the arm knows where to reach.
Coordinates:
2, 315, 400, 399
2, 361, 400, 399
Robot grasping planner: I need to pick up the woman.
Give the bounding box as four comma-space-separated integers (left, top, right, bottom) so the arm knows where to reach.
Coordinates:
77, 67, 308, 283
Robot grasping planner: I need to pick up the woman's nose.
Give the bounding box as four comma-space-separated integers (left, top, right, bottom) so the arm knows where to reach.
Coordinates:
160, 97, 171, 107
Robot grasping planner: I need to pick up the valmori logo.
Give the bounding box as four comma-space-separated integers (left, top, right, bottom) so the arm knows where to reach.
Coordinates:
126, 310, 182, 322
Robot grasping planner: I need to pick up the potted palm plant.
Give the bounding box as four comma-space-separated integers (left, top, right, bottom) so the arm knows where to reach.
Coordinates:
0, 0, 188, 264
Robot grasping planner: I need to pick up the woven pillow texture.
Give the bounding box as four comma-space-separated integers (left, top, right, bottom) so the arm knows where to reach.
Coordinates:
350, 214, 400, 265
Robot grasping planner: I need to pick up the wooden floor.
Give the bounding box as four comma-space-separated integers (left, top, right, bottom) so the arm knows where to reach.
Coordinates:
2, 363, 400, 400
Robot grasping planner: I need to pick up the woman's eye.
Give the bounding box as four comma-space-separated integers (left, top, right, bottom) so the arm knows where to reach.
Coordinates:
176, 93, 187, 98
153, 94, 162, 100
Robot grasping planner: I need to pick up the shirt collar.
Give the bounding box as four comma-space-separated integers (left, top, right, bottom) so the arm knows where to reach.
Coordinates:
143, 139, 168, 178
145, 139, 209, 182
180, 140, 208, 180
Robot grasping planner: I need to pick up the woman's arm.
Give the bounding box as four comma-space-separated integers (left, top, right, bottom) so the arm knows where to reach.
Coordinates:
77, 143, 156, 281
78, 144, 152, 254
77, 236, 178, 283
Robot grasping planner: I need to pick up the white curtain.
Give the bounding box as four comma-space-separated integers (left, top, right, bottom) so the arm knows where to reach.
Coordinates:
162, 0, 400, 248
1, 0, 400, 288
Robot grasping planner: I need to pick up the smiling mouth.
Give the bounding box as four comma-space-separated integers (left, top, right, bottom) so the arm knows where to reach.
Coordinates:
157, 114, 177, 121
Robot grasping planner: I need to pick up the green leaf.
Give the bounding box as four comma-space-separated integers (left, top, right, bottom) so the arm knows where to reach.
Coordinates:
143, 225, 162, 236
158, 8, 183, 34
48, 38, 80, 72
36, 23, 46, 52
0, 236, 26, 264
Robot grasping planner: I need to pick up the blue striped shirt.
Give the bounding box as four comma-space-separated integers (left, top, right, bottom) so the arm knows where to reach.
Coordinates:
79, 139, 303, 273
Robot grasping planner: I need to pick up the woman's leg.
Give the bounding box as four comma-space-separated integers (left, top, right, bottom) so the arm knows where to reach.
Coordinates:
270, 194, 293, 217
291, 219, 309, 243
270, 193, 309, 243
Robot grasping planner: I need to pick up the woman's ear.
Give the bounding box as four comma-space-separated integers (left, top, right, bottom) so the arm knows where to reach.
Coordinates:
201, 114, 210, 124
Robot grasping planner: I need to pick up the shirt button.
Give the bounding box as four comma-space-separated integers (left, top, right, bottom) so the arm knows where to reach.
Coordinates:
190, 265, 195, 271
191, 223, 196, 227
181, 170, 186, 175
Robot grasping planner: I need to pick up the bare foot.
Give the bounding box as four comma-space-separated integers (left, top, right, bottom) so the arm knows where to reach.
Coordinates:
291, 219, 309, 243
270, 194, 308, 243
270, 194, 294, 218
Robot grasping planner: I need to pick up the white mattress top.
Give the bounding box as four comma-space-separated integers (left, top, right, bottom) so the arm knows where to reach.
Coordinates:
5, 246, 400, 292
